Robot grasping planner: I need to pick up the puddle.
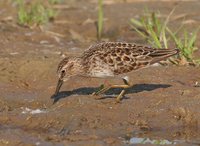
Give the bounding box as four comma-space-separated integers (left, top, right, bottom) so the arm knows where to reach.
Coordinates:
129, 137, 178, 145
128, 137, 200, 145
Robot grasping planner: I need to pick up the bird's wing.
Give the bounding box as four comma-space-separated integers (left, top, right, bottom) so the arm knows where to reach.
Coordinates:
82, 42, 179, 74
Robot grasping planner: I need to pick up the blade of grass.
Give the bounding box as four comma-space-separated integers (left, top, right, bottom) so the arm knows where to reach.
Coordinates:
160, 8, 175, 48
167, 27, 182, 49
130, 18, 143, 27
97, 0, 103, 40
162, 29, 168, 48
129, 23, 147, 39
188, 28, 199, 50
149, 26, 162, 48
184, 29, 188, 49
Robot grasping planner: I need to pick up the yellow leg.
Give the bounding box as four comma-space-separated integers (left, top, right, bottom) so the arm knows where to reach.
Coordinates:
116, 89, 126, 103
92, 85, 111, 96
92, 78, 131, 102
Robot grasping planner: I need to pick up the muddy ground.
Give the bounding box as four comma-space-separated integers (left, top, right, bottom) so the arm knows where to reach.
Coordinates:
0, 0, 200, 146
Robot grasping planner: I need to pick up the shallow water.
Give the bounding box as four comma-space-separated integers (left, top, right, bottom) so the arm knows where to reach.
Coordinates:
129, 137, 178, 145
128, 136, 200, 146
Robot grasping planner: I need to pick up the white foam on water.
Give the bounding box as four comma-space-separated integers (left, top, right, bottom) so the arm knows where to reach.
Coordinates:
21, 107, 47, 114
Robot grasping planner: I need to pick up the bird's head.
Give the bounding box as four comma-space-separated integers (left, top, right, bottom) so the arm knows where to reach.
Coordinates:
54, 57, 82, 95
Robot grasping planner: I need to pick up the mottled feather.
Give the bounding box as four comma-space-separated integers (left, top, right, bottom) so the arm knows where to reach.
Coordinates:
80, 42, 179, 76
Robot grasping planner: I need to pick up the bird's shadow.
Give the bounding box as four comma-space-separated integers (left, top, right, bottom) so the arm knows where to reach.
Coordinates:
51, 83, 171, 104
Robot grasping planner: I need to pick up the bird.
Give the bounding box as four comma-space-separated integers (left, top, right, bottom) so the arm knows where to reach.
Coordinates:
54, 42, 179, 102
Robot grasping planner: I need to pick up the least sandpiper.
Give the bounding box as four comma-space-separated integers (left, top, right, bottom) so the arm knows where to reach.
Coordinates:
54, 42, 179, 102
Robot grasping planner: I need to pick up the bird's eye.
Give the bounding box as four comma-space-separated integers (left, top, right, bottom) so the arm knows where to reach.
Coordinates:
61, 70, 65, 74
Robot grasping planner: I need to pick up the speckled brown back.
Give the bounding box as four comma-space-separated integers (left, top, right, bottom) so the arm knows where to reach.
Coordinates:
82, 42, 179, 75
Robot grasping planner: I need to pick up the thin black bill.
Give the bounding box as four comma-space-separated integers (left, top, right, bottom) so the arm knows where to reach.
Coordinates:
54, 79, 63, 95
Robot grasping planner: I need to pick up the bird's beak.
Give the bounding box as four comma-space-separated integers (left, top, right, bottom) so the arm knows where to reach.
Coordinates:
54, 78, 63, 95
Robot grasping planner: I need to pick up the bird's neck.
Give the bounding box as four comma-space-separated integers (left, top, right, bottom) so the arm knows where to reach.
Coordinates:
72, 57, 85, 76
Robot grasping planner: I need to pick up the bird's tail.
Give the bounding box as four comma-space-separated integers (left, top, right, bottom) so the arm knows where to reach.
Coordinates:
150, 48, 179, 64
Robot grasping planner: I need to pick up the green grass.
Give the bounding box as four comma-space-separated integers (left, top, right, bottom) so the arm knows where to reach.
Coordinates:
48, 0, 63, 4
130, 8, 199, 65
130, 9, 175, 49
97, 0, 103, 40
168, 27, 199, 65
16, 0, 57, 27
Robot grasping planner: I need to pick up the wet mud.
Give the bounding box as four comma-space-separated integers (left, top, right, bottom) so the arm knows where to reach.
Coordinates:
0, 0, 200, 145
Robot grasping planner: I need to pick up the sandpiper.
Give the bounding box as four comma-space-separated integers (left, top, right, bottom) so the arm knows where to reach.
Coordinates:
54, 42, 179, 102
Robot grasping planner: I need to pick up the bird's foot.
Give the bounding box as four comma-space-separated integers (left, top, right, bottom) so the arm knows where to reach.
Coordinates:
92, 84, 108, 96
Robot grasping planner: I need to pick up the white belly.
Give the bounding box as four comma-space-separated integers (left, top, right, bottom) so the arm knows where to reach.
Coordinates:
89, 68, 114, 78
89, 61, 114, 78
88, 57, 115, 78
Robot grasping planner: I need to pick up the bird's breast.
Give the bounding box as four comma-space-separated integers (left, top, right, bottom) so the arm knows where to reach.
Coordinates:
88, 60, 115, 78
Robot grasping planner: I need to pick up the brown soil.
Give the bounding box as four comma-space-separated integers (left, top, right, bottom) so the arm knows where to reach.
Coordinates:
0, 0, 200, 146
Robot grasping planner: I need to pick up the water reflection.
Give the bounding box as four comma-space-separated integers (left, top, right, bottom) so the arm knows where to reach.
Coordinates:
130, 137, 178, 145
